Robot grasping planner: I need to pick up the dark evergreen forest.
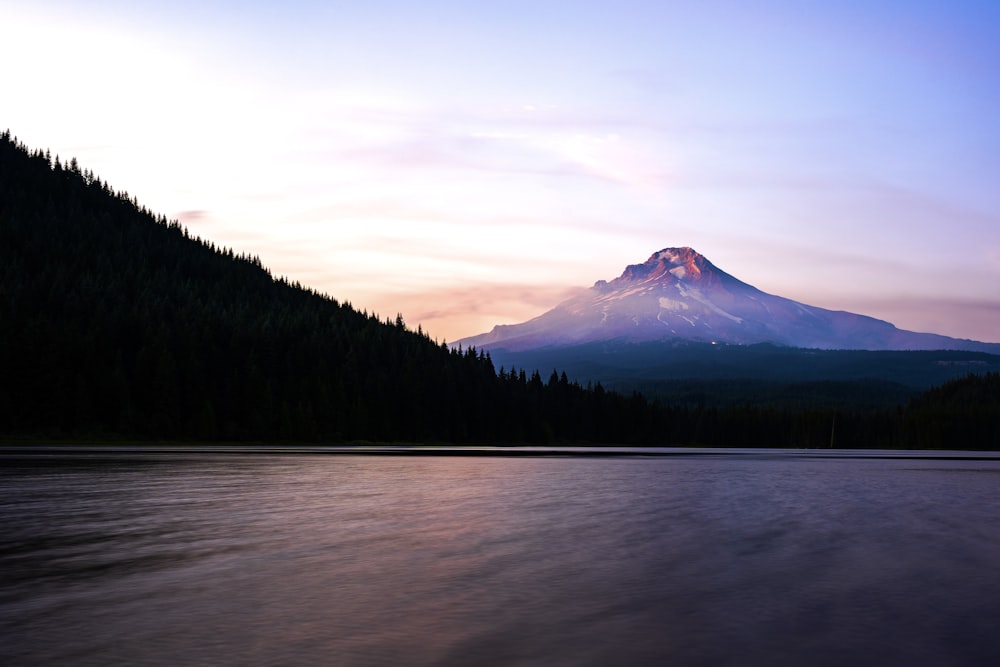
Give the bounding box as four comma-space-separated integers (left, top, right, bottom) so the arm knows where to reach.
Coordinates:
1, 131, 997, 448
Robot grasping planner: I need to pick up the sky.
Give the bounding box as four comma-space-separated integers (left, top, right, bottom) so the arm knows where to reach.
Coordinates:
4, 0, 1000, 343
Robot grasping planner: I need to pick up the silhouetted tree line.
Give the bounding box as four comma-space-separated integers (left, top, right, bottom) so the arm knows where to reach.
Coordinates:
1, 131, 997, 448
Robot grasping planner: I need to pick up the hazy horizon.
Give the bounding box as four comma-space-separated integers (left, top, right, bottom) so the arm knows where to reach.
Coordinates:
5, 0, 999, 343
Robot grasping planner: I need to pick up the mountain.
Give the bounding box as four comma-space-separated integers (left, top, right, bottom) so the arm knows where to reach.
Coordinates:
459, 247, 1000, 354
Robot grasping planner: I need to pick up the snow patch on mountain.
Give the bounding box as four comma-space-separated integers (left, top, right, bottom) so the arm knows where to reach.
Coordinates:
658, 297, 689, 311
674, 283, 743, 324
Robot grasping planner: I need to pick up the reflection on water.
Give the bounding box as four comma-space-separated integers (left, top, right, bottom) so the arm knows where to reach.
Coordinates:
2, 451, 1000, 666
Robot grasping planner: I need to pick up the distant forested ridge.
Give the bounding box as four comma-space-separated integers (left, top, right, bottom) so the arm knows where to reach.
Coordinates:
1, 131, 997, 448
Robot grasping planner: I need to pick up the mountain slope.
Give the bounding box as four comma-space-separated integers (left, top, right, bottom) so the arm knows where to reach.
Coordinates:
0, 130, 663, 444
459, 247, 999, 353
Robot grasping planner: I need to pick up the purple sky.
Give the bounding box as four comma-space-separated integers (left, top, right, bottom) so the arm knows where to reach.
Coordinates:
5, 0, 1000, 342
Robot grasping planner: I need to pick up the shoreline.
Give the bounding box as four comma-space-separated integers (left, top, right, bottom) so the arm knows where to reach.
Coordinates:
3, 443, 1000, 460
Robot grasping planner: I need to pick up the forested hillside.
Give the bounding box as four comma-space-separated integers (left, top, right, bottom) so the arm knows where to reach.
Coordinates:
0, 131, 657, 443
900, 372, 1000, 449
1, 131, 997, 448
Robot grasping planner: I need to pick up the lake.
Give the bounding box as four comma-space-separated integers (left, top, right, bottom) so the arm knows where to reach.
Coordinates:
3, 448, 1000, 666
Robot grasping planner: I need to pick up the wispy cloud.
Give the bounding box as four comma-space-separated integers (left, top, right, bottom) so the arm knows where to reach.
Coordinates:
840, 297, 1000, 344
371, 282, 590, 342
174, 210, 211, 223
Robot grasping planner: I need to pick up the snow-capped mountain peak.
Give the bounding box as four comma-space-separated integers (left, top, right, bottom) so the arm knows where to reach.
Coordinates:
599, 247, 709, 288
457, 247, 998, 353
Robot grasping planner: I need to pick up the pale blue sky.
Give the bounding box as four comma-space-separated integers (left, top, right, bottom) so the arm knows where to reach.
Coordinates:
5, 1, 999, 342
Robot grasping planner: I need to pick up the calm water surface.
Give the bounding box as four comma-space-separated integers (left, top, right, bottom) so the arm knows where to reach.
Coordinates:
2, 450, 1000, 666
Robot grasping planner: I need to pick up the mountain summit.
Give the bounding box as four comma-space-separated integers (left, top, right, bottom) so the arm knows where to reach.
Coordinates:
458, 247, 998, 353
